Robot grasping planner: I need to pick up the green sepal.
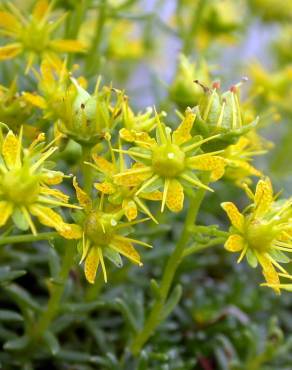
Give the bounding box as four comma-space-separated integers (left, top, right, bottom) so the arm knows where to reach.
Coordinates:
3, 335, 29, 351
269, 249, 290, 263
12, 208, 29, 231
246, 249, 258, 268
103, 247, 123, 268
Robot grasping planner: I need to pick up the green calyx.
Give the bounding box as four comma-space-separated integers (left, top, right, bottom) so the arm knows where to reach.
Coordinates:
152, 143, 185, 177
1, 167, 40, 205
84, 211, 118, 246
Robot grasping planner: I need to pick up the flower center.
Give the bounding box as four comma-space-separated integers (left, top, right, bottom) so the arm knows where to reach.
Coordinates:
246, 219, 276, 253
1, 167, 40, 205
21, 22, 50, 53
85, 211, 117, 246
152, 143, 185, 177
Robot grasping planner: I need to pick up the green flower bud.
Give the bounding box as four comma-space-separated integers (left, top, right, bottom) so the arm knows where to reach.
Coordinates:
169, 55, 211, 109
57, 78, 124, 146
193, 79, 258, 150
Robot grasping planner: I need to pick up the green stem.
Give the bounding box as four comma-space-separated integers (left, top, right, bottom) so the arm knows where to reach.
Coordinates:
182, 236, 226, 258
31, 243, 76, 340
0, 232, 59, 246
131, 182, 208, 355
85, 0, 107, 75
81, 145, 93, 194
182, 0, 207, 55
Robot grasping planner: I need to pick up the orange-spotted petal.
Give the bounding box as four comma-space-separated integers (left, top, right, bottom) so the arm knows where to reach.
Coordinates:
2, 130, 21, 169
166, 179, 184, 213
84, 246, 100, 284
73, 177, 92, 211
0, 43, 22, 60
224, 234, 245, 252
172, 109, 196, 145
254, 177, 273, 217
221, 202, 244, 231
111, 238, 142, 265
188, 154, 226, 181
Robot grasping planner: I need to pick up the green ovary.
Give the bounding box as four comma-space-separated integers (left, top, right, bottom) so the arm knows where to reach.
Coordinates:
152, 144, 185, 177
246, 220, 276, 252
85, 211, 116, 246
1, 168, 40, 205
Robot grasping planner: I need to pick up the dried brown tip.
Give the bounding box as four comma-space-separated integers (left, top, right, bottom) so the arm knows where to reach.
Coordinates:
193, 80, 209, 93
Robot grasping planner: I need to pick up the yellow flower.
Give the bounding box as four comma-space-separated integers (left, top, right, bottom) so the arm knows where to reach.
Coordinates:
115, 108, 226, 213
23, 58, 71, 120
0, 128, 81, 238
0, 0, 86, 72
87, 141, 158, 223
223, 131, 273, 186
56, 77, 124, 145
73, 178, 151, 283
221, 177, 292, 294
0, 80, 32, 131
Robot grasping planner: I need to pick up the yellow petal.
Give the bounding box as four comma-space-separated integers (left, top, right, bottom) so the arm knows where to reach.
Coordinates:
119, 128, 135, 142
30, 205, 65, 230
85, 246, 100, 284
221, 202, 244, 231
22, 92, 47, 109
0, 11, 20, 32
0, 201, 13, 226
123, 199, 138, 221
73, 177, 92, 211
40, 187, 69, 202
94, 182, 115, 194
257, 253, 280, 294
111, 238, 142, 265
42, 170, 64, 185
140, 190, 162, 201
2, 130, 21, 169
33, 0, 50, 20
114, 164, 152, 187
58, 223, 82, 239
0, 43, 22, 60
172, 109, 196, 145
50, 39, 87, 53
224, 234, 245, 252
254, 177, 273, 217
166, 179, 184, 213
188, 154, 226, 181
92, 155, 116, 175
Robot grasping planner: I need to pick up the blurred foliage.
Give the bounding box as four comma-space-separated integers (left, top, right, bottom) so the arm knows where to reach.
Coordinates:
0, 0, 292, 369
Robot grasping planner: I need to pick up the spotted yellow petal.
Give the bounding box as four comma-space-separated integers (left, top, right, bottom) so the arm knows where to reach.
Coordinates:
140, 190, 162, 201
221, 202, 244, 231
2, 130, 21, 169
224, 234, 245, 252
254, 177, 273, 217
227, 159, 262, 177
0, 43, 22, 60
119, 128, 135, 142
172, 109, 196, 145
111, 238, 142, 265
85, 246, 100, 284
123, 199, 137, 221
0, 201, 13, 226
73, 177, 92, 211
94, 182, 115, 194
114, 164, 152, 187
40, 187, 69, 202
188, 154, 226, 181
42, 170, 64, 185
30, 204, 65, 230
166, 179, 184, 213
92, 155, 115, 175
257, 253, 280, 294
58, 223, 82, 239
50, 39, 86, 53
